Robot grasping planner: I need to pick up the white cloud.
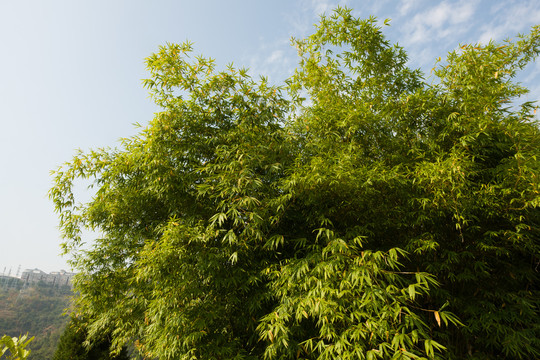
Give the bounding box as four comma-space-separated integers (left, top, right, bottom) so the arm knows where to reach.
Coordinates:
268, 50, 285, 64
449, 1, 476, 24
404, 0, 478, 45
478, 25, 506, 45
423, 2, 452, 28
477, 1, 540, 44
311, 0, 333, 15
242, 39, 297, 85
399, 0, 417, 16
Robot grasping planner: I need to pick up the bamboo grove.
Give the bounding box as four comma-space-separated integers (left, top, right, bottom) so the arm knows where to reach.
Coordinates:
50, 8, 540, 359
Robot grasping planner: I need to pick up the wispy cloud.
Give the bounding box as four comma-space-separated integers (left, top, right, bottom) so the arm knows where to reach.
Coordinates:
311, 0, 335, 16
403, 0, 478, 45
398, 0, 417, 16
478, 0, 540, 44
242, 38, 298, 85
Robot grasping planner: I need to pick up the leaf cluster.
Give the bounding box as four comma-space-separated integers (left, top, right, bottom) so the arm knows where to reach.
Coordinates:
0, 335, 33, 360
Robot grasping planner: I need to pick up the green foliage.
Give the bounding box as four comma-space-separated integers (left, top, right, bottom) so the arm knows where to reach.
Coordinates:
53, 317, 129, 360
50, 7, 540, 360
0, 334, 33, 360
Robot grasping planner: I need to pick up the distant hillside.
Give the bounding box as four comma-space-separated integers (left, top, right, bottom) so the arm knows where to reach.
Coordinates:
0, 281, 72, 360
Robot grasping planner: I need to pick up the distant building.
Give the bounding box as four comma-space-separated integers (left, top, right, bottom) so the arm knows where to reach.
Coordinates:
21, 268, 76, 287
0, 274, 22, 288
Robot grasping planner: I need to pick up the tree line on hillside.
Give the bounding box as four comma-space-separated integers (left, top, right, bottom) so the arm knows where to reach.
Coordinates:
49, 7, 540, 360
0, 284, 130, 360
0, 284, 72, 360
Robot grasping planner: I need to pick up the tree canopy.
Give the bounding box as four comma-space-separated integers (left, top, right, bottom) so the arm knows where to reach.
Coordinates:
50, 7, 540, 359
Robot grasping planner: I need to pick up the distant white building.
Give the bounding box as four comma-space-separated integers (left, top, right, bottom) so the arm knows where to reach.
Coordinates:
21, 268, 75, 287
0, 274, 22, 288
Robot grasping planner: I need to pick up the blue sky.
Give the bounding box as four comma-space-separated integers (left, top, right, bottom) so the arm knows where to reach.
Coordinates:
1, 0, 539, 274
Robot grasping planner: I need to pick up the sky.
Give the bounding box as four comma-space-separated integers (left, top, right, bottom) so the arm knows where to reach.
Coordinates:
1, 0, 539, 275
